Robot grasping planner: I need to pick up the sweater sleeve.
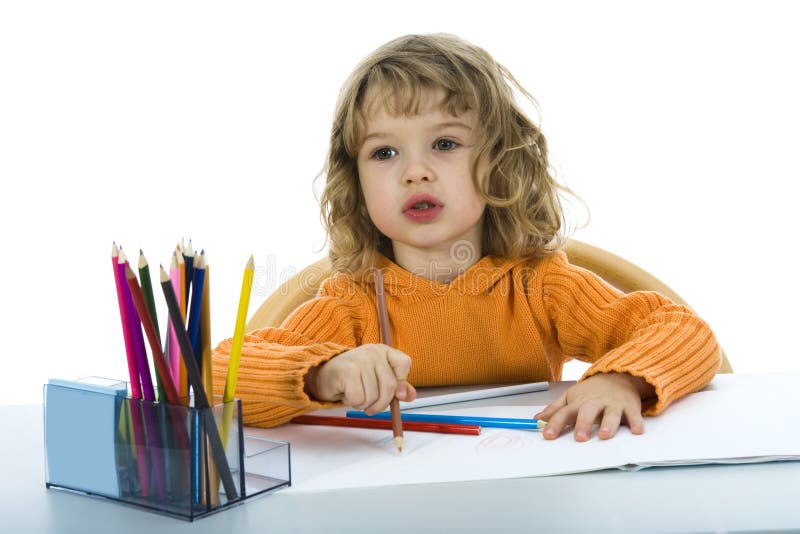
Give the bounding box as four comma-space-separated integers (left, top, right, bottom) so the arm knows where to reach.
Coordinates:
211, 281, 370, 427
539, 251, 721, 415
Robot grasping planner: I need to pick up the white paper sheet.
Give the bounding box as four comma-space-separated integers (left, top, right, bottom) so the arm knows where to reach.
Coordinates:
245, 373, 800, 493
398, 381, 547, 410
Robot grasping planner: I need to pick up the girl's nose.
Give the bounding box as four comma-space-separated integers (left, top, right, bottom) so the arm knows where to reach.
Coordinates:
402, 157, 436, 184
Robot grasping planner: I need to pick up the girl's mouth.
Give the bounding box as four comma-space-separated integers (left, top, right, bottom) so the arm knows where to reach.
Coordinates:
402, 194, 444, 223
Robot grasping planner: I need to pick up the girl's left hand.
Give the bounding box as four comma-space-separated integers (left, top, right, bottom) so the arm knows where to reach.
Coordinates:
534, 372, 655, 441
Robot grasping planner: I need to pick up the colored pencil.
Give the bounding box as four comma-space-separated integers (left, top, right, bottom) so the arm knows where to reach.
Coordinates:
173, 250, 189, 398
122, 269, 193, 495
187, 251, 206, 367
223, 255, 255, 402
112, 244, 150, 495
119, 249, 155, 402
125, 263, 180, 405
291, 415, 481, 436
137, 251, 161, 339
183, 239, 194, 309
111, 244, 140, 398
199, 254, 219, 506
159, 266, 239, 501
125, 259, 181, 497
184, 251, 209, 503
346, 411, 549, 431
176, 250, 206, 504
138, 250, 165, 402
220, 256, 254, 463
200, 254, 214, 404
374, 269, 403, 453
167, 253, 182, 396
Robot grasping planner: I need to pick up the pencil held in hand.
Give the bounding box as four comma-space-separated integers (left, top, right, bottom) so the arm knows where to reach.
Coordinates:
374, 269, 404, 453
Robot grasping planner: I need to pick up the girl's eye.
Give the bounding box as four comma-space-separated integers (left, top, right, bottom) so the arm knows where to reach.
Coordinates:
435, 138, 458, 151
372, 147, 397, 161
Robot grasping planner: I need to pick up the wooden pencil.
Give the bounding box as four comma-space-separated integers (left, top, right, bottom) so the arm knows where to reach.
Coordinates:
137, 250, 160, 338
199, 253, 220, 506
111, 244, 150, 495
186, 251, 206, 367
173, 249, 188, 398
119, 249, 155, 402
111, 243, 140, 399
138, 250, 165, 401
223, 255, 255, 402
374, 269, 404, 453
125, 263, 180, 404
220, 255, 254, 456
183, 238, 194, 309
159, 266, 239, 501
200, 253, 214, 404
291, 415, 481, 436
187, 250, 208, 505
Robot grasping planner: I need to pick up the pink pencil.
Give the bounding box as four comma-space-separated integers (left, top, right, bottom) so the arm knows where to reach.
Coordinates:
119, 249, 156, 402
112, 243, 141, 399
111, 244, 150, 495
168, 252, 183, 394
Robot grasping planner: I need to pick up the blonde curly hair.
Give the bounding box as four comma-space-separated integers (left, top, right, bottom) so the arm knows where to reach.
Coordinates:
320, 33, 571, 274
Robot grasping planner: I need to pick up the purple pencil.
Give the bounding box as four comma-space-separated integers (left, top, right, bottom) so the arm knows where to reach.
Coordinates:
111, 244, 151, 496
119, 249, 168, 498
118, 249, 156, 402
112, 243, 140, 399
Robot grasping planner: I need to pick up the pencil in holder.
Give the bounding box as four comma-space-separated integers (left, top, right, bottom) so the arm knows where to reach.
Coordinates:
43, 378, 291, 520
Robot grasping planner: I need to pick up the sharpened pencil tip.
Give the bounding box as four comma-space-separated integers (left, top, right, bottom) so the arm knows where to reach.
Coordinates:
159, 265, 170, 282
394, 436, 404, 453
246, 255, 254, 270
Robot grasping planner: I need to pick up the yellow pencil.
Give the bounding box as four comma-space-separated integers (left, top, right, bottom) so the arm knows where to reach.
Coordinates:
175, 248, 188, 398
224, 255, 255, 402
200, 253, 213, 404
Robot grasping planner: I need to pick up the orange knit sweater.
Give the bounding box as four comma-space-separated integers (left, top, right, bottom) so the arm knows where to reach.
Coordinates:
212, 251, 720, 427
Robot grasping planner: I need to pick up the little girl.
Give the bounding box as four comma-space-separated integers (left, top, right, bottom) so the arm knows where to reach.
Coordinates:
212, 33, 720, 441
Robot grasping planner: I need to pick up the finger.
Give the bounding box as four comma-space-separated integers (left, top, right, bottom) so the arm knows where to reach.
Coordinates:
340, 367, 366, 409
624, 407, 645, 435
386, 347, 412, 381
573, 401, 604, 442
534, 391, 568, 421
541, 403, 578, 440
386, 347, 414, 400
364, 358, 398, 415
357, 367, 380, 412
597, 406, 624, 440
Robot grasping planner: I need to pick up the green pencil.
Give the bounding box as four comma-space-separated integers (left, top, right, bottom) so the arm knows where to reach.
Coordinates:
139, 250, 165, 402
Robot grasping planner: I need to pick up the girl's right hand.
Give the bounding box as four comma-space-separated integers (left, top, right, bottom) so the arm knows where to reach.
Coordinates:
304, 344, 417, 414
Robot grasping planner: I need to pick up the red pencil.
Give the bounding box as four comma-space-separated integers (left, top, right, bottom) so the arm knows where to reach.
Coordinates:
291, 415, 481, 436
125, 263, 180, 404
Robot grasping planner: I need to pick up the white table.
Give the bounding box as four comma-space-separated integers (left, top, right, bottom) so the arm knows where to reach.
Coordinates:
3, 382, 800, 533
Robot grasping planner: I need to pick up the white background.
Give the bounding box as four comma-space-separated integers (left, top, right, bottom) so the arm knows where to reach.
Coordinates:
1, 1, 798, 405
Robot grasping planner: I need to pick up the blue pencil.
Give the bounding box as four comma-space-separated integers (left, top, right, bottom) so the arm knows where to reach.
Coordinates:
184, 252, 206, 504
186, 252, 206, 365
346, 411, 548, 430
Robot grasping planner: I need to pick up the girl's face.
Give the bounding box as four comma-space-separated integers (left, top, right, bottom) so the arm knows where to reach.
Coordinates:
356, 87, 487, 267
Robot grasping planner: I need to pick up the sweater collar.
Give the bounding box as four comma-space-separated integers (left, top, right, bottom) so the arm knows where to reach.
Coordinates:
370, 253, 526, 297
